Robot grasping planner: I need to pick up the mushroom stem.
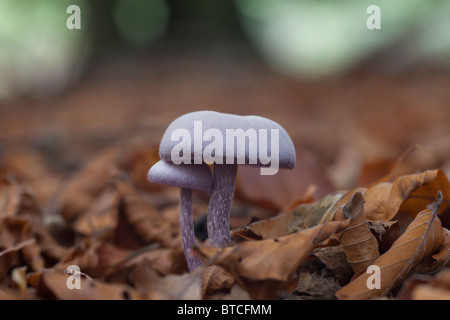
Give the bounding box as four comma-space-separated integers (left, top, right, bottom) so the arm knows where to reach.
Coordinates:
179, 187, 202, 272
207, 163, 238, 247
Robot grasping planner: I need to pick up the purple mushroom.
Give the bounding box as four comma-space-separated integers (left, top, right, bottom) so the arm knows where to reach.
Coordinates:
147, 160, 212, 272
159, 111, 296, 247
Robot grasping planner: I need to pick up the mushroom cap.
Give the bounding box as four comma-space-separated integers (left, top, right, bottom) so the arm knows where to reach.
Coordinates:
148, 160, 213, 195
159, 110, 296, 169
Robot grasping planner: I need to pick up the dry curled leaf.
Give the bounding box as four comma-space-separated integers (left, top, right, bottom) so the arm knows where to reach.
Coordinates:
201, 265, 235, 297
72, 187, 120, 237
142, 270, 203, 300
313, 245, 354, 286
409, 268, 450, 300
339, 169, 450, 222
123, 247, 188, 276
124, 258, 202, 299
198, 219, 350, 282
397, 268, 450, 300
232, 191, 346, 241
58, 147, 120, 222
0, 217, 44, 272
0, 175, 40, 219
427, 227, 450, 272
39, 272, 144, 300
363, 145, 419, 188
334, 192, 380, 273
118, 144, 161, 193
114, 178, 180, 248
336, 194, 445, 300
0, 239, 34, 282
0, 175, 23, 218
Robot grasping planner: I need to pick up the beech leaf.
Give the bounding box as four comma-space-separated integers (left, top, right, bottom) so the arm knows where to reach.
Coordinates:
336, 193, 445, 300
338, 169, 450, 221
198, 219, 350, 281
334, 192, 380, 273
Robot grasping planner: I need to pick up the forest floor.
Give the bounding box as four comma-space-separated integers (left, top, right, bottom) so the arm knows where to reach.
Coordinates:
0, 45, 449, 300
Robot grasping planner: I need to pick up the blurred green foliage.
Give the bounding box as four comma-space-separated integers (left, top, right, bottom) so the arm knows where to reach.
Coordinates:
112, 0, 169, 46
236, 0, 450, 78
0, 0, 89, 98
1, 0, 450, 99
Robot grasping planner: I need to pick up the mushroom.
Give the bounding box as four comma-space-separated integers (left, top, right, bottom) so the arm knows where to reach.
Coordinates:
159, 111, 296, 247
147, 160, 212, 272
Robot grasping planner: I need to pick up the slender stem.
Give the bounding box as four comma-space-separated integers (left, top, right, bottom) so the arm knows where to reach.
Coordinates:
179, 188, 202, 272
207, 164, 238, 247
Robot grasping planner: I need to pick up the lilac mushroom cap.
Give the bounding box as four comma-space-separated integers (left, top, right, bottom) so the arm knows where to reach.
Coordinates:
159, 110, 296, 170
158, 110, 296, 248
148, 160, 212, 195
147, 160, 212, 272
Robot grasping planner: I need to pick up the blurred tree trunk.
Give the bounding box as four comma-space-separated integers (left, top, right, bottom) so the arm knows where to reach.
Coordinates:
165, 0, 245, 41
88, 0, 123, 58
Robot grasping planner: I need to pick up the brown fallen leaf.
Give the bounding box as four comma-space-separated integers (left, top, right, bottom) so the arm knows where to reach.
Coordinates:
422, 227, 450, 273
279, 185, 317, 214
53, 238, 171, 281
134, 266, 203, 300
0, 148, 51, 182
198, 219, 350, 281
0, 175, 40, 219
397, 268, 450, 300
313, 245, 354, 286
31, 220, 69, 262
236, 277, 298, 300
123, 247, 187, 276
411, 283, 450, 300
0, 217, 45, 272
38, 272, 144, 300
113, 177, 180, 248
72, 187, 120, 238
205, 282, 251, 300
231, 191, 346, 241
201, 265, 235, 297
124, 257, 201, 299
0, 175, 23, 218
0, 286, 35, 300
235, 148, 335, 212
0, 239, 34, 282
0, 147, 62, 210
336, 193, 445, 300
411, 269, 450, 300
399, 170, 450, 218
363, 145, 419, 188
338, 169, 450, 221
54, 238, 106, 278
58, 147, 120, 222
118, 143, 161, 193
327, 146, 363, 190
334, 192, 380, 273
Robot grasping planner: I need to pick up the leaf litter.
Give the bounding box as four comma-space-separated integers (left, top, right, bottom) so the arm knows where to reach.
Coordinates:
0, 141, 450, 300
